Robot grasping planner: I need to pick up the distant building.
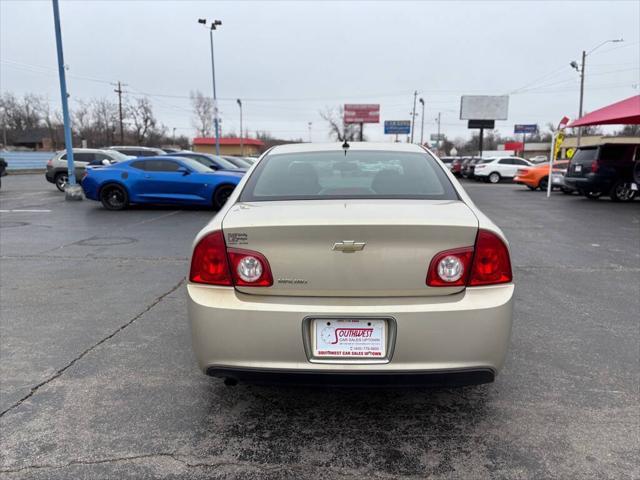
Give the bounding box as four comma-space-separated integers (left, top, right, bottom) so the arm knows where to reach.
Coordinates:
192, 137, 265, 156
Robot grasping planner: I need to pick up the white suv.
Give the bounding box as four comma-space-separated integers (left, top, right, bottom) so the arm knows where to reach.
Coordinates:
474, 157, 533, 184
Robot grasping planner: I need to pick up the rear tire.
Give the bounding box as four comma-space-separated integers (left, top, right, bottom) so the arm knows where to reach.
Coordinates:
538, 177, 549, 191
488, 172, 501, 184
609, 180, 637, 202
100, 184, 128, 210
54, 173, 68, 192
213, 184, 235, 210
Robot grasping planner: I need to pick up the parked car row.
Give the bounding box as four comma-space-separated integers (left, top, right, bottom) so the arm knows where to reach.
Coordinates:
441, 146, 639, 202
45, 146, 254, 192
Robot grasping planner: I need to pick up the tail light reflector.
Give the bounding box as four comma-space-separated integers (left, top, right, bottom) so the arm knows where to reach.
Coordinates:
190, 231, 273, 287
189, 231, 232, 286
427, 230, 512, 287
468, 230, 512, 286
591, 160, 599, 173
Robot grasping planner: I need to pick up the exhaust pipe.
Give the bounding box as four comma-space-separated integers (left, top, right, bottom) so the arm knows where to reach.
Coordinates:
224, 377, 238, 386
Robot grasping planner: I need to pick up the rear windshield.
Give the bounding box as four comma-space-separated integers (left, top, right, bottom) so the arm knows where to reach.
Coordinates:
571, 147, 598, 164
239, 150, 458, 201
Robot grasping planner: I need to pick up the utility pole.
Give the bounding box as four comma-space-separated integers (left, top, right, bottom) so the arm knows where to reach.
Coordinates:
237, 99, 243, 156
576, 50, 586, 148
410, 90, 418, 143
308, 122, 312, 143
52, 0, 81, 200
172, 127, 176, 144
436, 112, 441, 152
571, 39, 623, 147
199, 18, 222, 155
419, 98, 425, 145
112, 81, 127, 144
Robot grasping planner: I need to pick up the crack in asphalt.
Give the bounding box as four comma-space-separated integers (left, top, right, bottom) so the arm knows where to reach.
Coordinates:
0, 277, 186, 418
0, 453, 398, 479
0, 254, 188, 263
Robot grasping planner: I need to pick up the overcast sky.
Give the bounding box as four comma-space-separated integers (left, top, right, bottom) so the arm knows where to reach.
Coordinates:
1, 0, 639, 143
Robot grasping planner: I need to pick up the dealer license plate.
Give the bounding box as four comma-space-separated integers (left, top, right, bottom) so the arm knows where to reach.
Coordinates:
313, 318, 386, 358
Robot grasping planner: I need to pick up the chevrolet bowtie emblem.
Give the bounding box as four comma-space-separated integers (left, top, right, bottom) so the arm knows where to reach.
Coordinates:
332, 240, 366, 253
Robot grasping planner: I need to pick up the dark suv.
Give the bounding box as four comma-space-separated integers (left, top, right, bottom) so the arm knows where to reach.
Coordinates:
564, 143, 639, 202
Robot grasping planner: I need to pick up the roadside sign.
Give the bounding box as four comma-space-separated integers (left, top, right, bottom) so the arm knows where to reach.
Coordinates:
344, 104, 380, 124
468, 119, 495, 129
430, 133, 445, 141
460, 95, 509, 120
384, 120, 410, 134
514, 124, 538, 134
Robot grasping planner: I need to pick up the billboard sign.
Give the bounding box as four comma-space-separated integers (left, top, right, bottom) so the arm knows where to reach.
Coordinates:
514, 124, 538, 134
384, 120, 410, 134
344, 104, 380, 124
468, 119, 495, 129
460, 95, 509, 120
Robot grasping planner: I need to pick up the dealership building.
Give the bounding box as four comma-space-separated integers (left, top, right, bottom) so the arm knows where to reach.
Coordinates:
192, 137, 264, 156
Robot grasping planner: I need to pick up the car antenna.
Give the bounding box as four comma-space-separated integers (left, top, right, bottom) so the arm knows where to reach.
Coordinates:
342, 139, 350, 157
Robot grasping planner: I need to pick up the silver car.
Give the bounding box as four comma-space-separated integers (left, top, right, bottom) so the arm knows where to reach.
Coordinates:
45, 148, 130, 191
188, 143, 514, 387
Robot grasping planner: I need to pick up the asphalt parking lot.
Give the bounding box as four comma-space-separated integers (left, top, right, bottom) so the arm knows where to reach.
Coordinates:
1, 173, 638, 479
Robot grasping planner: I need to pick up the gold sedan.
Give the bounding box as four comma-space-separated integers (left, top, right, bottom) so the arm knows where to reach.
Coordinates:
188, 143, 513, 387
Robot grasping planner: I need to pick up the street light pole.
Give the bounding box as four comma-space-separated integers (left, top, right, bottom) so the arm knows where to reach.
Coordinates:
436, 112, 441, 152
410, 90, 418, 143
308, 122, 312, 143
199, 18, 222, 156
51, 0, 82, 200
237, 99, 243, 156
419, 98, 425, 145
571, 38, 623, 147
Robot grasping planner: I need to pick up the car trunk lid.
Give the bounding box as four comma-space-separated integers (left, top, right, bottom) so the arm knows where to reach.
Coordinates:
222, 199, 479, 297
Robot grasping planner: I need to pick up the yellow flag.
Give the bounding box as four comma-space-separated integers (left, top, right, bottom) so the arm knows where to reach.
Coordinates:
554, 131, 565, 160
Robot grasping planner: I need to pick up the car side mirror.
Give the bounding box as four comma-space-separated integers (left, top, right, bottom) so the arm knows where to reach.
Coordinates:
177, 167, 190, 175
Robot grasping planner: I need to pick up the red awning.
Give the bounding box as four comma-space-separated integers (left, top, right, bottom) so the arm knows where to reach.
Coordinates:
567, 95, 640, 127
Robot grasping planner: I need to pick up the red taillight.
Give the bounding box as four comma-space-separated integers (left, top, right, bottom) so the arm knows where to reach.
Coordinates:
47, 159, 53, 167
468, 230, 512, 286
426, 230, 512, 287
426, 247, 473, 287
591, 160, 599, 173
189, 231, 272, 287
189, 231, 232, 286
227, 248, 273, 287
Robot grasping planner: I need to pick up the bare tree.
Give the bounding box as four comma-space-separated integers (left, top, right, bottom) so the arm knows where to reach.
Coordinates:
90, 98, 119, 146
128, 97, 157, 145
190, 90, 213, 137
320, 106, 360, 141
72, 100, 92, 142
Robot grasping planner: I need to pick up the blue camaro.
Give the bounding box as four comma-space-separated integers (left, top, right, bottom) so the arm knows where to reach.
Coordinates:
81, 156, 245, 210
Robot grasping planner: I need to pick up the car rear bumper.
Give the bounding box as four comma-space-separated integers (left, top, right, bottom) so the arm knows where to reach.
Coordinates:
187, 283, 514, 383
564, 176, 611, 192
205, 366, 495, 387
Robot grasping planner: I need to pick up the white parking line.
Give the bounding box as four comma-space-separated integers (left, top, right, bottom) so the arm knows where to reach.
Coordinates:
0, 209, 52, 213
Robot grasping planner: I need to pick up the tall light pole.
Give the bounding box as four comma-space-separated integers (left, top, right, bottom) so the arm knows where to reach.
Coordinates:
52, 0, 82, 200
308, 122, 312, 143
418, 98, 425, 145
410, 90, 418, 143
236, 99, 243, 156
198, 18, 222, 155
435, 112, 441, 152
571, 38, 623, 146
